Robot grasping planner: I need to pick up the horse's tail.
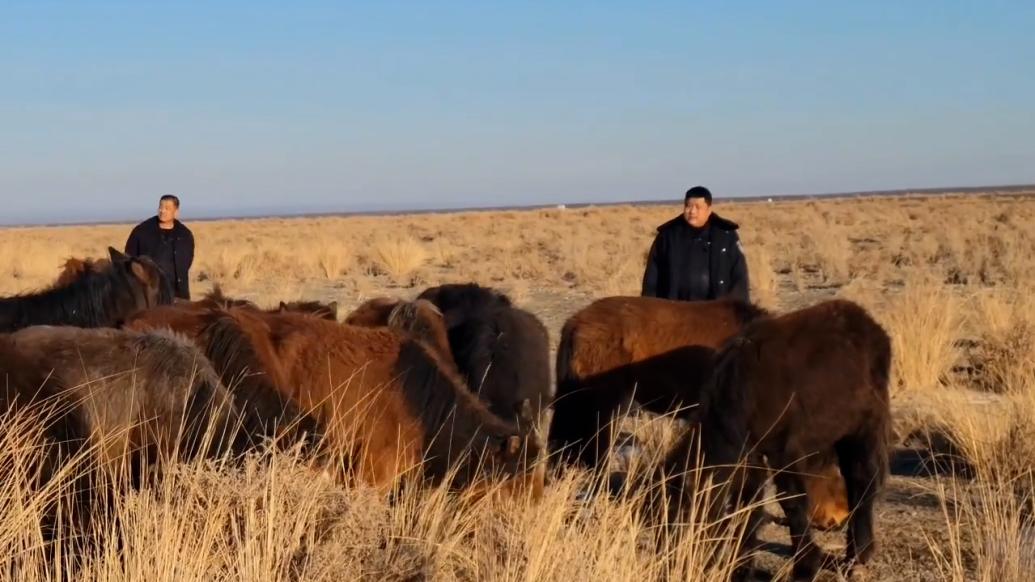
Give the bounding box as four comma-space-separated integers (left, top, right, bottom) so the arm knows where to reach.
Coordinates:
554, 320, 578, 401
200, 313, 322, 454
549, 319, 584, 457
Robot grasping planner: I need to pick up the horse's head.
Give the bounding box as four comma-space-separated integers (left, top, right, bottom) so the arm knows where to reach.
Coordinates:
108, 247, 174, 312
477, 399, 552, 501
344, 296, 402, 326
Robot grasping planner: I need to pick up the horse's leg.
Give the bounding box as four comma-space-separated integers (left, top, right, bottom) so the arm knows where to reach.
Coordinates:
553, 374, 634, 469
731, 465, 769, 581
773, 470, 823, 581
836, 432, 883, 576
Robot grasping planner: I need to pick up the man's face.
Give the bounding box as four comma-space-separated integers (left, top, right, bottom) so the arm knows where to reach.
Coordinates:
683, 197, 712, 228
158, 199, 179, 223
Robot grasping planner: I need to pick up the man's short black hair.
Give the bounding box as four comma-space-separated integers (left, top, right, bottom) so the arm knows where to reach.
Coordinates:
684, 186, 712, 206
160, 194, 181, 209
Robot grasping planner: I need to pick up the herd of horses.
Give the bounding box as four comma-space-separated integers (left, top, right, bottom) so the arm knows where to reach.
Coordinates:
0, 247, 892, 581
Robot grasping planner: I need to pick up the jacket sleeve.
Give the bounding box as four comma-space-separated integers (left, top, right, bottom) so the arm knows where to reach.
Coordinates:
125, 225, 141, 256
183, 229, 195, 271
641, 233, 663, 297
727, 232, 750, 302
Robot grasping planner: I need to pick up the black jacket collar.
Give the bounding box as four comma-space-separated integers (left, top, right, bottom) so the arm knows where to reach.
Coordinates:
656, 212, 739, 233
147, 216, 188, 234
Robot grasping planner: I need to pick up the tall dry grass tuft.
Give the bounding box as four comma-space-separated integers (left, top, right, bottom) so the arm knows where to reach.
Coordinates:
744, 245, 779, 310
372, 235, 427, 283
882, 280, 964, 395
965, 288, 1035, 394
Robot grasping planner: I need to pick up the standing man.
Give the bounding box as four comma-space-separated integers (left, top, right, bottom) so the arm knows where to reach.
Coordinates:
125, 194, 195, 300
641, 186, 749, 302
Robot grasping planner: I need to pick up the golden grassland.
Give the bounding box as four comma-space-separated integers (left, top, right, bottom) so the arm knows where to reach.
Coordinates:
1, 192, 1034, 581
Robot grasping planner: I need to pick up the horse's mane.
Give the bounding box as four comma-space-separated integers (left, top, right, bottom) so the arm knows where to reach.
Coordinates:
198, 308, 322, 451
0, 256, 171, 331
725, 299, 771, 326
200, 284, 258, 309
418, 283, 513, 317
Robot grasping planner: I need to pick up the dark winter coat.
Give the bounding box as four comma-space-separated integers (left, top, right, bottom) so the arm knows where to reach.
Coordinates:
641, 213, 749, 302
125, 217, 195, 299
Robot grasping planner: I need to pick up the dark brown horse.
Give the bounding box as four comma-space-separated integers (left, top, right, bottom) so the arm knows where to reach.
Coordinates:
0, 248, 172, 332
660, 299, 891, 581
201, 306, 547, 495
550, 295, 850, 530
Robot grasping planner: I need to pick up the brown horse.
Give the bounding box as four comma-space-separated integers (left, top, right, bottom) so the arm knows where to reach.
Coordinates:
660, 299, 891, 581
0, 248, 172, 332
201, 306, 547, 495
551, 296, 767, 467
121, 299, 323, 450
345, 297, 455, 368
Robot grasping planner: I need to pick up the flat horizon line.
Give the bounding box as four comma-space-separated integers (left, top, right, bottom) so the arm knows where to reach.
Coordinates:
4, 182, 1034, 229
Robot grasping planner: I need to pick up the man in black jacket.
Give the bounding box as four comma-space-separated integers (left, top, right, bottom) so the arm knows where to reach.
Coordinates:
125, 194, 195, 300
641, 186, 749, 302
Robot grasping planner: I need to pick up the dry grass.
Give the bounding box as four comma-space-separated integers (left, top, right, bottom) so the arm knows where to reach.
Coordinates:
1, 191, 1035, 580
0, 403, 756, 582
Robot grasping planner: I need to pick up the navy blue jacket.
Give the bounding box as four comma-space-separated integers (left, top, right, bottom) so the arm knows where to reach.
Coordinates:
125, 217, 195, 299
641, 213, 749, 302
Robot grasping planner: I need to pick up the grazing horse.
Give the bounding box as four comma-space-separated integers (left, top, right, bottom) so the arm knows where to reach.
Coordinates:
0, 248, 172, 332
660, 299, 891, 581
416, 283, 553, 427
201, 306, 547, 495
121, 300, 324, 450
1, 326, 248, 539
550, 295, 848, 530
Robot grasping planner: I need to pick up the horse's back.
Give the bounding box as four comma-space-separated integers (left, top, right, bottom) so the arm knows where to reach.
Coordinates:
714, 299, 891, 452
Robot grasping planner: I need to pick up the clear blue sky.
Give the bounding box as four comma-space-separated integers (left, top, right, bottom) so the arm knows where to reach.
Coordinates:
2, 1, 1033, 225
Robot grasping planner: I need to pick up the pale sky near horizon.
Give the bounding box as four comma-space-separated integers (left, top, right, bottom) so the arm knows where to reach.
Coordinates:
2, 1, 1033, 225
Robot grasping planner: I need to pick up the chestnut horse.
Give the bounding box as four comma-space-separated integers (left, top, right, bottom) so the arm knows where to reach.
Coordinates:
122, 299, 323, 450
660, 299, 891, 580
201, 306, 547, 495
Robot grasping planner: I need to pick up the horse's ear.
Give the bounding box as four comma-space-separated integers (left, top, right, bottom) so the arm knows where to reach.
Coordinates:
108, 247, 129, 263
129, 260, 156, 287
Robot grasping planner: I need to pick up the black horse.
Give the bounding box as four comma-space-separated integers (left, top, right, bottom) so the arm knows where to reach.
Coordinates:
0, 247, 173, 332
